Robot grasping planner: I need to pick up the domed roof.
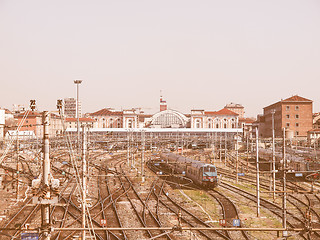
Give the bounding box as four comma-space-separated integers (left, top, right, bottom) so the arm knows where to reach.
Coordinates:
150, 109, 189, 128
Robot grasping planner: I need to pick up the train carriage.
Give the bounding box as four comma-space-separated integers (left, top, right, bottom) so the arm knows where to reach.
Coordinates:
160, 152, 219, 188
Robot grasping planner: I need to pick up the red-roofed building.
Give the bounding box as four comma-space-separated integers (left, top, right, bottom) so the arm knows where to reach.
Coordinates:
65, 117, 97, 128
15, 111, 64, 138
224, 103, 245, 118
258, 95, 313, 138
191, 109, 239, 129
89, 108, 123, 128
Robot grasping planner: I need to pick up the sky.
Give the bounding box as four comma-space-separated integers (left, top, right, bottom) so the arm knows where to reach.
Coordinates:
0, 0, 319, 117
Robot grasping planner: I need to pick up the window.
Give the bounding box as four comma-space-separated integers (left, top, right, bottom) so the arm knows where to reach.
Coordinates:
296, 131, 299, 136
216, 123, 219, 128
286, 123, 290, 127
195, 119, 201, 128
128, 119, 133, 128
295, 106, 299, 110
286, 114, 290, 119
295, 114, 299, 119
296, 123, 299, 127
286, 106, 290, 111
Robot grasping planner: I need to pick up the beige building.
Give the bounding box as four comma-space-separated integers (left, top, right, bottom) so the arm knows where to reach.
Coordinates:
65, 117, 97, 128
191, 108, 239, 129
64, 97, 81, 118
224, 103, 245, 118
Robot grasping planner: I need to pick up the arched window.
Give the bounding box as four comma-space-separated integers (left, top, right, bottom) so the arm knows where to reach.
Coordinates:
109, 118, 113, 128
223, 118, 228, 128
128, 119, 133, 128
195, 119, 201, 128
231, 118, 235, 128
208, 118, 212, 128
117, 119, 121, 128
102, 118, 106, 128
214, 118, 220, 128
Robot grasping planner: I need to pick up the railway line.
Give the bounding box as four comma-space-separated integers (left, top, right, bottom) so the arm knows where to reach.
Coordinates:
0, 134, 318, 240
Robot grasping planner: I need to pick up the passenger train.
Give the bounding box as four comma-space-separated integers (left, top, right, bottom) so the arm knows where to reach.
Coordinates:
160, 152, 219, 188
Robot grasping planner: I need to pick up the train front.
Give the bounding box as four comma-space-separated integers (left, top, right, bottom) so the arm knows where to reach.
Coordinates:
201, 164, 218, 188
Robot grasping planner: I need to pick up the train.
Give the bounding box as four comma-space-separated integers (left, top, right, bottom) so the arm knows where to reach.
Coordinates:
160, 152, 219, 189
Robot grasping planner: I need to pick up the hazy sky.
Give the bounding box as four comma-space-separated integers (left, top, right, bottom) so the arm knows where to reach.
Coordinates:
0, 0, 319, 117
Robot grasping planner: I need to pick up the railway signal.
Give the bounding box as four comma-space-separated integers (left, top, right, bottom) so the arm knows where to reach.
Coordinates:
219, 219, 226, 226
100, 219, 107, 227
232, 219, 241, 227
30, 99, 36, 111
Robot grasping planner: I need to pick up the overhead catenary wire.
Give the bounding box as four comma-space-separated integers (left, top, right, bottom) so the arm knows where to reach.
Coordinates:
0, 110, 30, 165
58, 113, 97, 239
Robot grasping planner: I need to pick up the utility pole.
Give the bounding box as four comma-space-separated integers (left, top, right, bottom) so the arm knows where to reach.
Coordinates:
219, 136, 222, 163
41, 111, 51, 240
127, 132, 129, 165
271, 109, 276, 201
82, 125, 87, 240
16, 136, 19, 200
236, 135, 239, 183
141, 130, 145, 183
282, 128, 287, 238
224, 132, 227, 167
74, 80, 82, 155
246, 134, 249, 173
256, 127, 260, 217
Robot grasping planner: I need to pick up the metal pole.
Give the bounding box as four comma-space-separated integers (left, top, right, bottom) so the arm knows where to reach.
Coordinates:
141, 130, 145, 182
219, 136, 222, 163
77, 83, 80, 153
256, 127, 260, 217
74, 80, 82, 155
127, 131, 130, 165
16, 136, 19, 200
246, 134, 249, 173
282, 128, 287, 238
271, 110, 276, 201
42, 111, 51, 240
224, 132, 227, 167
82, 125, 87, 240
236, 135, 239, 183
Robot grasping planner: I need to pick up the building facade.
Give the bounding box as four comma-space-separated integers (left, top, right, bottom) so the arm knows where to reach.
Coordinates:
224, 103, 245, 118
259, 95, 313, 138
15, 111, 64, 138
64, 97, 81, 118
65, 117, 97, 128
191, 108, 239, 129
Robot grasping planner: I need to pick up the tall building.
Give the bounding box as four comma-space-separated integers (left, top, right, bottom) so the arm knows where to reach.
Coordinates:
64, 97, 81, 118
259, 95, 313, 138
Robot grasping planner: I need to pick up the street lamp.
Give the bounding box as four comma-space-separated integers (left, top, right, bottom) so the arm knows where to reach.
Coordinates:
74, 80, 82, 154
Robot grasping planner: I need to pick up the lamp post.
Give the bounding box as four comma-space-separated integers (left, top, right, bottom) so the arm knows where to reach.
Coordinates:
74, 80, 82, 154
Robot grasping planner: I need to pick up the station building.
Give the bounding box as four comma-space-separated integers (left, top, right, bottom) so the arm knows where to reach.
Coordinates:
83, 95, 242, 135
